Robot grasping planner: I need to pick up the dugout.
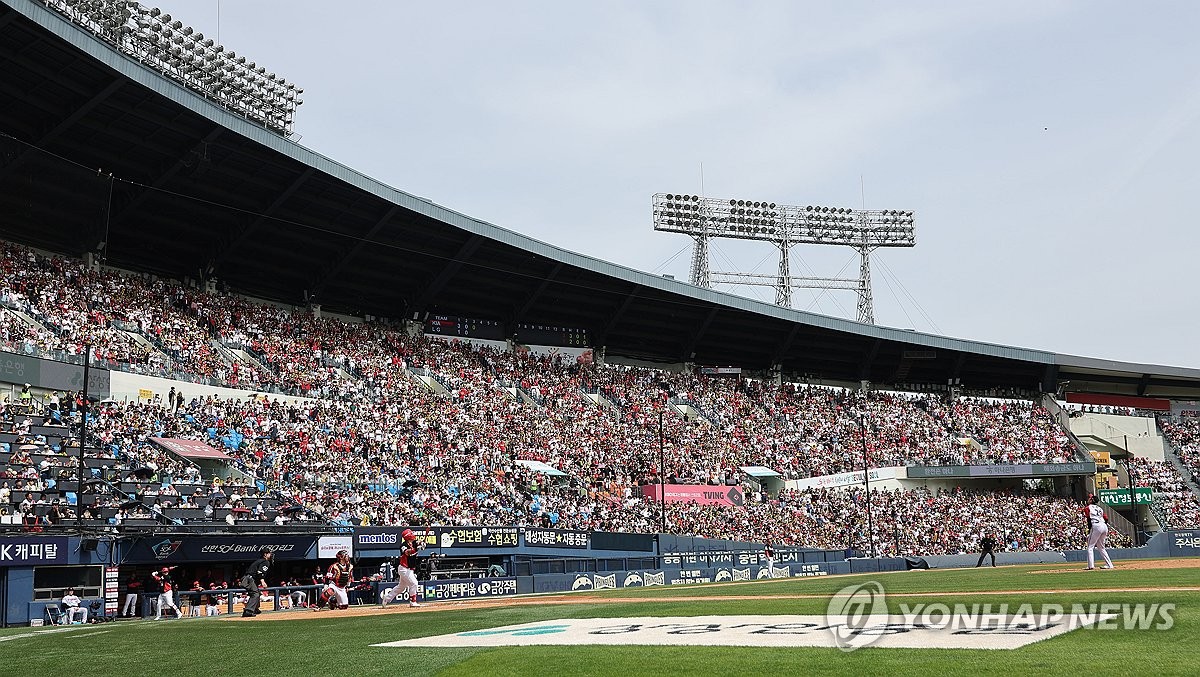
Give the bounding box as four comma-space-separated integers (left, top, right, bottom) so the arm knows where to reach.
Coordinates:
0, 533, 113, 627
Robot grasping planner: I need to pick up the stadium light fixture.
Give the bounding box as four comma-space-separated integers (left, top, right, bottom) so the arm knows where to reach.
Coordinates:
44, 0, 304, 136
653, 192, 916, 322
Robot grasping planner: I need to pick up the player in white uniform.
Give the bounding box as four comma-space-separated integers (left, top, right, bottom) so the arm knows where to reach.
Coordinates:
1083, 494, 1115, 570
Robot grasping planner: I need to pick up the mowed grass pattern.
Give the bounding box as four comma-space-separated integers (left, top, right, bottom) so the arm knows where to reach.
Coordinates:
0, 561, 1192, 676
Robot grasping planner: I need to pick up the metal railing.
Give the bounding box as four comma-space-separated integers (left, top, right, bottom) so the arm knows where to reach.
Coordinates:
175, 583, 327, 617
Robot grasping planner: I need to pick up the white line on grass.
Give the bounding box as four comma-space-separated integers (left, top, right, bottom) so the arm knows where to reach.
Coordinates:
0, 627, 92, 643
66, 630, 112, 639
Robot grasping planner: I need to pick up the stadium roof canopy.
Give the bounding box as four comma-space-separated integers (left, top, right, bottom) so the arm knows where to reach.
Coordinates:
2, 0, 1198, 398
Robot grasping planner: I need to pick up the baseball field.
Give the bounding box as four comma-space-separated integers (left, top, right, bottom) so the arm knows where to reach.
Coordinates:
1, 559, 1193, 676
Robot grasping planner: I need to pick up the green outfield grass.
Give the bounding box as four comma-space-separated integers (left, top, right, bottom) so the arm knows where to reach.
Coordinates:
0, 561, 1192, 676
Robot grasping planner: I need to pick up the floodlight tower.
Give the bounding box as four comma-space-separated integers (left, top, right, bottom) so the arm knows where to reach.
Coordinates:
652, 194, 916, 324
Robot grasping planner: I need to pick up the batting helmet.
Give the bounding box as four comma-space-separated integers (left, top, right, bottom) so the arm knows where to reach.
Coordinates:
401, 529, 416, 541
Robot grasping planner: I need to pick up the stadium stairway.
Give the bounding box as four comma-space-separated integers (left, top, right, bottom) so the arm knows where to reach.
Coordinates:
1041, 394, 1098, 463
112, 323, 171, 362
670, 398, 715, 426
516, 385, 544, 407
212, 340, 259, 374
0, 305, 49, 337
223, 343, 277, 378
408, 367, 449, 394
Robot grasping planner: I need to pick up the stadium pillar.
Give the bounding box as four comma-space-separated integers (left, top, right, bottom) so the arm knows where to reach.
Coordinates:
76, 344, 91, 535
659, 410, 666, 534
1124, 446, 1139, 546
859, 415, 876, 558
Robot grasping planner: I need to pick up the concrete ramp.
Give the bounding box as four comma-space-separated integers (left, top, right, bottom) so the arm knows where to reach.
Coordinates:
1070, 414, 1164, 460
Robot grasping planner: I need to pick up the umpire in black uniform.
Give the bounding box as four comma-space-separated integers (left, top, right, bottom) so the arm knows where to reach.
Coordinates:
975, 533, 998, 568
240, 549, 274, 617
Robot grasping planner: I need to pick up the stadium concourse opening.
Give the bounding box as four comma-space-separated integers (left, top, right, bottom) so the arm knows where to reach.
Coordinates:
0, 0, 1199, 634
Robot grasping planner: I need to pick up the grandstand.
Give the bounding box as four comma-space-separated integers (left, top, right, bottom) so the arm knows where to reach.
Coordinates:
0, 0, 1197, 629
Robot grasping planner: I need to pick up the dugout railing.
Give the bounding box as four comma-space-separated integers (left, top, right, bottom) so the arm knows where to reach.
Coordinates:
174, 583, 327, 617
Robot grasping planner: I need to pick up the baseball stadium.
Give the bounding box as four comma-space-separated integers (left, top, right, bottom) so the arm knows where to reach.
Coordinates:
0, 1, 1197, 675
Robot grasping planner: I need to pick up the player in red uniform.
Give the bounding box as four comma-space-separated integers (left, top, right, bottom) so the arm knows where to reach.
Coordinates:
379, 529, 424, 608
315, 550, 354, 610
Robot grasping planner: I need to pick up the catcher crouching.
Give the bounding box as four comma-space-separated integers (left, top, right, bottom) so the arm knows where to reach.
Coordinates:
314, 549, 354, 611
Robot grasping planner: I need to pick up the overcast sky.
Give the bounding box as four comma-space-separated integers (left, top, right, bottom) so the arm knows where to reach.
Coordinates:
150, 0, 1200, 368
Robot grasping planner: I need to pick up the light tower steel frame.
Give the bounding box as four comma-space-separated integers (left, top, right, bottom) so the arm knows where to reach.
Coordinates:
652, 193, 916, 324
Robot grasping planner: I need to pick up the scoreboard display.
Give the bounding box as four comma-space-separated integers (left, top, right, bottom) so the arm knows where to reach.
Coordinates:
425, 315, 505, 340
515, 323, 590, 347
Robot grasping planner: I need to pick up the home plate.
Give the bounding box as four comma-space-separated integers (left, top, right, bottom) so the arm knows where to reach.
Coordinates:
372, 614, 1115, 650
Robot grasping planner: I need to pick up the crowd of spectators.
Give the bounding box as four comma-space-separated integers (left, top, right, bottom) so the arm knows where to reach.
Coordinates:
1161, 417, 1200, 485
0, 241, 1188, 554
0, 386, 1149, 556
1152, 419, 1200, 528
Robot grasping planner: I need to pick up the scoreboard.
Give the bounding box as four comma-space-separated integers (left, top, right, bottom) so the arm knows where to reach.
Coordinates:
422, 316, 589, 347
515, 323, 590, 347
425, 315, 505, 340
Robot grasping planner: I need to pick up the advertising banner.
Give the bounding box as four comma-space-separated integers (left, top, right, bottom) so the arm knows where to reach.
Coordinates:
438, 526, 519, 548
1168, 530, 1200, 556
149, 437, 230, 460
642, 484, 745, 507
0, 350, 110, 396
1098, 488, 1152, 506
419, 577, 519, 601
354, 527, 434, 551
127, 535, 317, 563
105, 566, 120, 616
356, 526, 520, 551
906, 462, 1095, 479
522, 528, 589, 549
318, 535, 354, 558
0, 536, 68, 566
786, 466, 902, 491
531, 562, 849, 594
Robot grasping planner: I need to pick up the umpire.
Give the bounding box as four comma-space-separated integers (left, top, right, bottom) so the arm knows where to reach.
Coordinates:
240, 548, 274, 618
975, 533, 998, 568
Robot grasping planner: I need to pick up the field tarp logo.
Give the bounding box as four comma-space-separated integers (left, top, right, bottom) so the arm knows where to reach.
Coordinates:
826, 581, 889, 652
732, 568, 751, 581
594, 574, 617, 590
624, 573, 643, 588
373, 613, 1118, 650
643, 571, 665, 586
